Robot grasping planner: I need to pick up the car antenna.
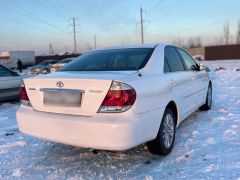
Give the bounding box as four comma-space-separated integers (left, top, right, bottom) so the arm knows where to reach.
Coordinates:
136, 67, 142, 77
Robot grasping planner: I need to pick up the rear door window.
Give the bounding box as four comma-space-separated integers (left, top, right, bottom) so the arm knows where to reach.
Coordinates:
177, 48, 199, 71
164, 58, 171, 72
164, 47, 185, 72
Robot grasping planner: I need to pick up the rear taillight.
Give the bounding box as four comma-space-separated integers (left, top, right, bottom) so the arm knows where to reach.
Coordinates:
20, 82, 32, 107
98, 81, 136, 113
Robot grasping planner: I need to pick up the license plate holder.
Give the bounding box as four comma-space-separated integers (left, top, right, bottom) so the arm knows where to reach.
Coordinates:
42, 89, 82, 107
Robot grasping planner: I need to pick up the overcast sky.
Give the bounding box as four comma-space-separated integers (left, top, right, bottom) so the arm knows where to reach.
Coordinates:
0, 0, 239, 54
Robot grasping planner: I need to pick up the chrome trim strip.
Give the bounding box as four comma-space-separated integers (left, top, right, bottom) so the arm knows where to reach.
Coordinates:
39, 88, 85, 93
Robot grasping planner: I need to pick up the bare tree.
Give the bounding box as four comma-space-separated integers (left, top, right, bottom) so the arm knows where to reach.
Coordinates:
188, 38, 195, 48
172, 37, 184, 47
223, 22, 230, 45
195, 37, 202, 48
187, 37, 202, 48
237, 21, 240, 44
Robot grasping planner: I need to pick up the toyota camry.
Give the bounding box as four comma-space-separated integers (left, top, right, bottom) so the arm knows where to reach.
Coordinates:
17, 44, 212, 155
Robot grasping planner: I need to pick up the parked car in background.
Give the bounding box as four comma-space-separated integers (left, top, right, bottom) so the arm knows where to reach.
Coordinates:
50, 58, 74, 72
0, 64, 22, 102
17, 44, 212, 156
31, 60, 58, 75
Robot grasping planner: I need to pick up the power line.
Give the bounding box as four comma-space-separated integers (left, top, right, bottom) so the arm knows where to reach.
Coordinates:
148, 0, 165, 12
78, 25, 91, 46
147, 12, 240, 41
8, 1, 67, 34
36, 0, 58, 16
0, 14, 57, 34
149, 0, 183, 22
161, 0, 183, 19
45, 0, 68, 21
58, 0, 73, 17
158, 11, 240, 35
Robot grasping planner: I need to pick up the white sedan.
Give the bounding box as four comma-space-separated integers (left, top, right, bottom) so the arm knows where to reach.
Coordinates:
0, 64, 22, 101
17, 44, 212, 155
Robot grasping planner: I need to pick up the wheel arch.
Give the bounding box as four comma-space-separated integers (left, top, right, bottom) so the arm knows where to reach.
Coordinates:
209, 80, 212, 87
165, 101, 179, 127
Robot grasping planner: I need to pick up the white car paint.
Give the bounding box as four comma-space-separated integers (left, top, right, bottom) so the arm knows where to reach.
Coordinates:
16, 44, 210, 151
0, 65, 22, 101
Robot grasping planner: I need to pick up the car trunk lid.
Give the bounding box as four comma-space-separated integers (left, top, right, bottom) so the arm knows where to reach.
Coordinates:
24, 71, 136, 116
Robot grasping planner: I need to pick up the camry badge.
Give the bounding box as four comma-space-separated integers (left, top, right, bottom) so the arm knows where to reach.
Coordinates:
56, 81, 64, 88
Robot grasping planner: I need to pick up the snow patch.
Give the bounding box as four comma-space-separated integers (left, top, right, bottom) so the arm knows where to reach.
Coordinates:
203, 164, 215, 173
224, 129, 236, 138
186, 138, 195, 145
12, 168, 23, 177
0, 140, 27, 149
227, 113, 234, 117
231, 124, 238, 129
192, 130, 198, 136
144, 175, 153, 180
218, 108, 227, 113
0, 141, 27, 154
218, 116, 227, 121
236, 100, 240, 105
175, 150, 194, 163
206, 137, 216, 144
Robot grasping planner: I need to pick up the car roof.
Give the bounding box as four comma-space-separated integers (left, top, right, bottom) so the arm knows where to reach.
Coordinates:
96, 44, 166, 51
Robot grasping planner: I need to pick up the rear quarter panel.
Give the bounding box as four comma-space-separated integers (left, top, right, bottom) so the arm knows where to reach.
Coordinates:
126, 75, 172, 114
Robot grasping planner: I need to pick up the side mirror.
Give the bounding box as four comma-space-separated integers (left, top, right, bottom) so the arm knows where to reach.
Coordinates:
199, 63, 210, 72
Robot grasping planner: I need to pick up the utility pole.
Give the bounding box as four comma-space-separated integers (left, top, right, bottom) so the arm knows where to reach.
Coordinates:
49, 43, 54, 55
94, 35, 97, 50
72, 17, 77, 54
140, 7, 144, 44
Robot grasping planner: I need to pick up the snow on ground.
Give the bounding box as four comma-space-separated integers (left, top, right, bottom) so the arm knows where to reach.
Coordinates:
0, 60, 240, 179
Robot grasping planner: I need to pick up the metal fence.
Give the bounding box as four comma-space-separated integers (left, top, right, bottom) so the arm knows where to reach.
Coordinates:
205, 44, 240, 60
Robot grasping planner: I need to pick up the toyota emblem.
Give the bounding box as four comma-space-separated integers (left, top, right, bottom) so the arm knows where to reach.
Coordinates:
56, 81, 64, 88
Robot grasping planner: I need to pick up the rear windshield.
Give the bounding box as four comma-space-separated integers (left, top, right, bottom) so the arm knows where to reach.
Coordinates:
60, 48, 154, 71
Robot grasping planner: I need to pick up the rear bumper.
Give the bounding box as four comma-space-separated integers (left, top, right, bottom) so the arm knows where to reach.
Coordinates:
16, 106, 164, 151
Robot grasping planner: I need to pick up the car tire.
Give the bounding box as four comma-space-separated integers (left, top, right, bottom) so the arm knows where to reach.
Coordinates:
147, 108, 176, 156
200, 83, 212, 111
